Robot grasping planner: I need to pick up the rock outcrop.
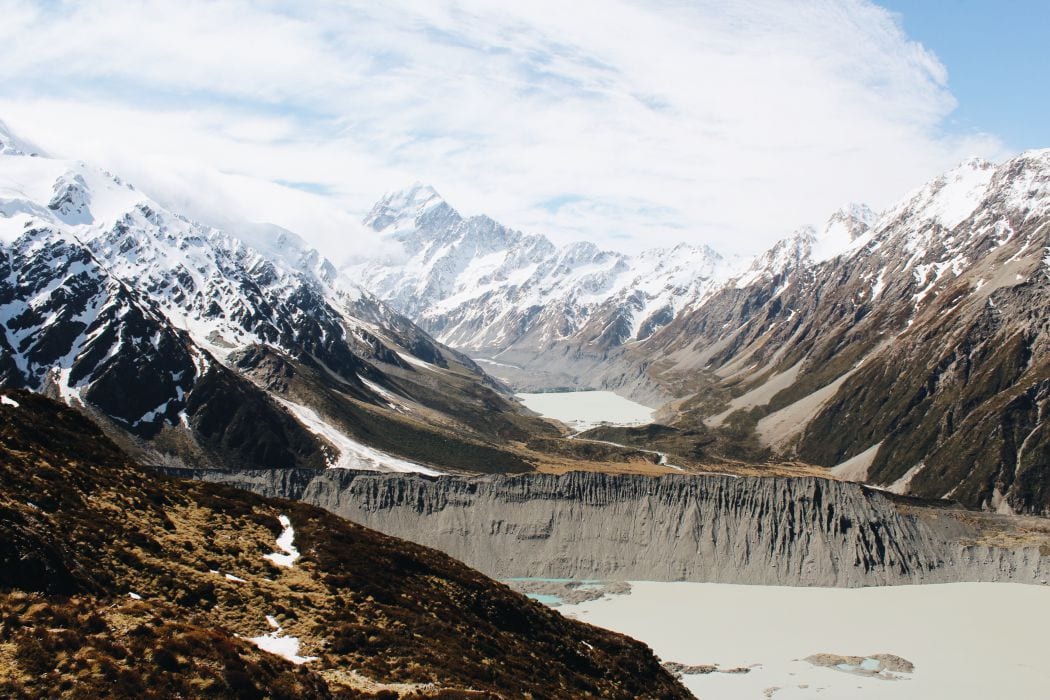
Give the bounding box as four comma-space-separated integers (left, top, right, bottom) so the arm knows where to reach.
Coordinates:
173, 469, 1050, 587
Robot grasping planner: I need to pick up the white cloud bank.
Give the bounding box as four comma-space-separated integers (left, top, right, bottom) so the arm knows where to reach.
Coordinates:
0, 0, 1007, 257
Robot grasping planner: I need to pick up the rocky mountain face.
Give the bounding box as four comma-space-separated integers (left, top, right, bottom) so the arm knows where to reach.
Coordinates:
0, 389, 690, 698
344, 183, 729, 393
641, 153, 1050, 514
0, 124, 547, 474
180, 467, 1050, 588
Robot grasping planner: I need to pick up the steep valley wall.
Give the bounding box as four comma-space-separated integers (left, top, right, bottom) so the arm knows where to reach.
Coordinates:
171, 469, 1050, 587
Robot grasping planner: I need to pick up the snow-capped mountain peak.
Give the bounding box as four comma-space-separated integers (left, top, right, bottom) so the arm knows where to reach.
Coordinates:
884, 156, 996, 233
992, 148, 1050, 221
731, 225, 816, 289
346, 187, 740, 390
809, 203, 876, 263
0, 154, 145, 245
365, 182, 458, 235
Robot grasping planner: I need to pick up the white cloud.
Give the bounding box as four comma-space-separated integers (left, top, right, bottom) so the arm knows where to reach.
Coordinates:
0, 0, 1007, 258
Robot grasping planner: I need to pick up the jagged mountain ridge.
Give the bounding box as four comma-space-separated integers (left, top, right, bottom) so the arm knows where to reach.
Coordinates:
0, 124, 544, 474
640, 152, 1050, 513
344, 183, 733, 392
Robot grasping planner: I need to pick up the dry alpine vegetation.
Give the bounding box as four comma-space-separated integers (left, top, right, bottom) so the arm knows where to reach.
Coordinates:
0, 389, 690, 699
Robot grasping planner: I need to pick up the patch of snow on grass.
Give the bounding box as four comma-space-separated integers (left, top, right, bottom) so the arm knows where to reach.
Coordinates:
128, 592, 142, 600
263, 514, 300, 568
249, 616, 317, 665
224, 573, 246, 583
0, 395, 19, 407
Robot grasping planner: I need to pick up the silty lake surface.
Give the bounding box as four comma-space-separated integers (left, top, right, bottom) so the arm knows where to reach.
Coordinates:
558, 580, 1050, 700
515, 390, 655, 430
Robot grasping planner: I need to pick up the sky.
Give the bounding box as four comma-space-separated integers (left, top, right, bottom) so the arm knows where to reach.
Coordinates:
878, 0, 1050, 153
0, 0, 1041, 259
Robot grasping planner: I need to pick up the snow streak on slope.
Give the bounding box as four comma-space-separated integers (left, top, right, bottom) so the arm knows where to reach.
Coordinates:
263, 514, 301, 568
249, 609, 317, 665
276, 397, 442, 475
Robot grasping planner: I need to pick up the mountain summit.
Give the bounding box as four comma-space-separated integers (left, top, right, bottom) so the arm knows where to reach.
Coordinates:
364, 182, 456, 234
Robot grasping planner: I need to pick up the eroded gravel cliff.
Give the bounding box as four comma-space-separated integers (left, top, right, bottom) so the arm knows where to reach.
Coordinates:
171, 469, 1050, 587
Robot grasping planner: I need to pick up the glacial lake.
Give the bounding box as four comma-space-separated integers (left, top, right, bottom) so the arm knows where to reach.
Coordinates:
515, 390, 655, 430
559, 581, 1050, 700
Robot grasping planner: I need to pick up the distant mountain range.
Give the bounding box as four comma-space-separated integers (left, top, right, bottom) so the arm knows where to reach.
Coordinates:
4, 119, 1049, 514
345, 183, 731, 394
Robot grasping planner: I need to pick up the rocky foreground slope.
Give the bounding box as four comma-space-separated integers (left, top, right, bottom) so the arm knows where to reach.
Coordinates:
183, 468, 1050, 588
0, 389, 689, 699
